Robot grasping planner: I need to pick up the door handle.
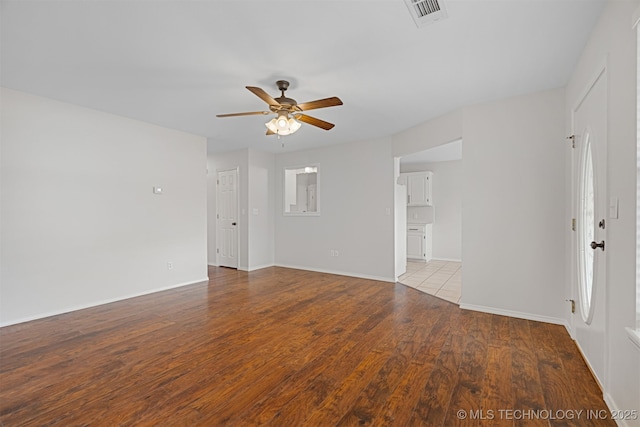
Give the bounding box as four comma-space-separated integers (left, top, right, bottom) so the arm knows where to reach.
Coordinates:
590, 240, 605, 251
232, 222, 237, 226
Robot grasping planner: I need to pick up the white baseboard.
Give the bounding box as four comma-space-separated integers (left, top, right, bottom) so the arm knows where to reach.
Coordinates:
431, 257, 463, 262
0, 277, 210, 327
246, 263, 275, 272
603, 392, 631, 427
459, 302, 569, 329
235, 264, 275, 272
574, 339, 605, 391
275, 263, 396, 283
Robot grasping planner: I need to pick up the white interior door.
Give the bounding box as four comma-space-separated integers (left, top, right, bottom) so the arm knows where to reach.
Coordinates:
217, 168, 238, 268
572, 67, 607, 387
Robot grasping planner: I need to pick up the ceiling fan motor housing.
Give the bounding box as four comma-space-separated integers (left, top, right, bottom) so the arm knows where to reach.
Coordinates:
276, 80, 290, 91
272, 80, 297, 111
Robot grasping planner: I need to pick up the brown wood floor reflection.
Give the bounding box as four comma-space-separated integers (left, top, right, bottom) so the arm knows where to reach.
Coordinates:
0, 266, 613, 426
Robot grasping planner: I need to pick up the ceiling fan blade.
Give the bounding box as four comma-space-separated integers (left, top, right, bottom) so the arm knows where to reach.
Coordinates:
296, 97, 343, 112
216, 111, 270, 118
295, 113, 335, 130
266, 128, 275, 135
246, 86, 281, 107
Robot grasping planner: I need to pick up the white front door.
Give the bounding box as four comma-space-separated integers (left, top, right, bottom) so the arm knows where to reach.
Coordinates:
217, 168, 238, 269
572, 66, 607, 387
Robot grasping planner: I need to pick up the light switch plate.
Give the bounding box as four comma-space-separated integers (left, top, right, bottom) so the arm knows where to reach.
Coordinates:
153, 187, 163, 195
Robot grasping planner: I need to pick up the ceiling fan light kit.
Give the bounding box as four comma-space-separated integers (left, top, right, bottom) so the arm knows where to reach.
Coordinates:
217, 80, 343, 138
265, 112, 301, 136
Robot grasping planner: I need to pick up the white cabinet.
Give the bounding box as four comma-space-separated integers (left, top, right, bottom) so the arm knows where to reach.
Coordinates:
401, 172, 433, 206
407, 227, 424, 259
407, 224, 433, 261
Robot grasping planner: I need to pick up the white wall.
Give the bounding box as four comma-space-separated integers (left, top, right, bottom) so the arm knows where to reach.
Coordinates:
392, 88, 567, 325
393, 109, 463, 157
461, 88, 566, 323
565, 0, 640, 420
406, 206, 434, 224
402, 160, 462, 261
1, 88, 208, 326
248, 149, 275, 270
275, 137, 396, 282
207, 148, 275, 271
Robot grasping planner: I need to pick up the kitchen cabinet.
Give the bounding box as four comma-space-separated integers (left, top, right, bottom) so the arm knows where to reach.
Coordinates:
401, 172, 433, 206
407, 224, 433, 261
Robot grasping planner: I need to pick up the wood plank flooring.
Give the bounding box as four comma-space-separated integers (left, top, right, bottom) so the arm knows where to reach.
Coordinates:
0, 266, 614, 426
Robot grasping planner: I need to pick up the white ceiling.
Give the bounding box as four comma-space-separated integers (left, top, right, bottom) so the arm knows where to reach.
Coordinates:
1, 0, 604, 154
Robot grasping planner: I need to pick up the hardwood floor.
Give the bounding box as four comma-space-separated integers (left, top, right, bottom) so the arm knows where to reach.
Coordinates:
0, 266, 614, 426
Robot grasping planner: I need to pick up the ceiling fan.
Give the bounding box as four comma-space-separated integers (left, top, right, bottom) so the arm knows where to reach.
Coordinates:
216, 80, 343, 136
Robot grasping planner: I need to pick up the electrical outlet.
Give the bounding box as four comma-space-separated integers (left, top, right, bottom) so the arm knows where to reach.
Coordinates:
167, 262, 174, 270
334, 250, 339, 257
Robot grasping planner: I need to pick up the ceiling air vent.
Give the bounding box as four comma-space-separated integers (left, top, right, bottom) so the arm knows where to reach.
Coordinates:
404, 0, 448, 28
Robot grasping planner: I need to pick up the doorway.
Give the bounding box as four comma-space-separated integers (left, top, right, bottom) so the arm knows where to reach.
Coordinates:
396, 140, 463, 304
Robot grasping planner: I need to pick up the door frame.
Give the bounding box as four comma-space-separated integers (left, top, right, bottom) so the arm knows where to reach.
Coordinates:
569, 58, 608, 388
216, 167, 240, 268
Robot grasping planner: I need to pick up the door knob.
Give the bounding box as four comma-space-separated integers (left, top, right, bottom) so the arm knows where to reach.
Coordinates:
232, 222, 237, 226
590, 240, 605, 251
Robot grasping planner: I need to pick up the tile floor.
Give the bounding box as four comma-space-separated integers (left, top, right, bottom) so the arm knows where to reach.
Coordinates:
398, 260, 462, 304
